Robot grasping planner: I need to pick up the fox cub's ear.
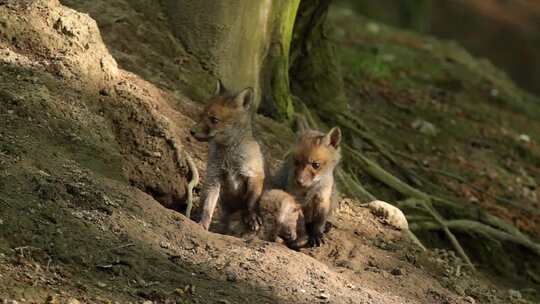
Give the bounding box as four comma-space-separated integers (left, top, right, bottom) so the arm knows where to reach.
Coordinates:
294, 114, 310, 134
323, 127, 341, 148
214, 79, 227, 96
233, 87, 254, 110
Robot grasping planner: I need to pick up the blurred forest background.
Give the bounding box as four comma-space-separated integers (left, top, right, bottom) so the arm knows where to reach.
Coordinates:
345, 0, 540, 96
1, 0, 540, 302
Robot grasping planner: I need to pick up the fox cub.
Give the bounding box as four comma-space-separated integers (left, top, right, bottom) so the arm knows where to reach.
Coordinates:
258, 189, 307, 249
190, 81, 264, 232
273, 125, 341, 246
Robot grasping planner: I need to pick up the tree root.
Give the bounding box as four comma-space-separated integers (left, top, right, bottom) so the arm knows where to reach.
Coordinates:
425, 167, 539, 215
336, 169, 376, 202
337, 113, 422, 187
343, 146, 429, 200
293, 105, 540, 265
165, 135, 199, 220
183, 151, 199, 219
410, 220, 540, 256
405, 229, 427, 252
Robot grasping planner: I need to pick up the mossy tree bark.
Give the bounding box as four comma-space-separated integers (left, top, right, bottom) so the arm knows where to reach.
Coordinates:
164, 0, 300, 121
290, 0, 348, 116
164, 0, 345, 122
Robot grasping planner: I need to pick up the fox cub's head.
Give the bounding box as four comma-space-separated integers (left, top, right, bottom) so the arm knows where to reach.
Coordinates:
190, 81, 253, 144
290, 127, 342, 188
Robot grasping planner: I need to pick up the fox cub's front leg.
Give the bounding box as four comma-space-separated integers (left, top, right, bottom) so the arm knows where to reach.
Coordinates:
244, 175, 264, 231
307, 196, 331, 247
199, 182, 221, 230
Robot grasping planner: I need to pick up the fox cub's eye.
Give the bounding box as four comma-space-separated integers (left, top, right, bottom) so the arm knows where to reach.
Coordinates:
311, 162, 321, 170
209, 116, 219, 124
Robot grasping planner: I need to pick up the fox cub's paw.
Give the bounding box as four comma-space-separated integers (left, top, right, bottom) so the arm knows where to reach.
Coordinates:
308, 232, 325, 247
244, 213, 262, 232
198, 220, 211, 231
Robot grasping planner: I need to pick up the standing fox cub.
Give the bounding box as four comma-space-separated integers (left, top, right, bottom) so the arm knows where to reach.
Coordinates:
190, 82, 264, 232
273, 125, 341, 247
258, 189, 307, 249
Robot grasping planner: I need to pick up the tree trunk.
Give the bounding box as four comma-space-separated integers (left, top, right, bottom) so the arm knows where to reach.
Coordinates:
290, 0, 347, 116
164, 0, 300, 121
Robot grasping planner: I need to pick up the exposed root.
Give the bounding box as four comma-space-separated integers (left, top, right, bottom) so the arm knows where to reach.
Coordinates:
343, 146, 429, 200
183, 151, 199, 219
338, 113, 422, 186
425, 168, 539, 215
410, 220, 540, 256
405, 229, 427, 251
336, 169, 376, 203
293, 104, 540, 265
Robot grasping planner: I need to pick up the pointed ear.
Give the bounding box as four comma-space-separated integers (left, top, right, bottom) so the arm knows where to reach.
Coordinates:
214, 79, 227, 96
323, 127, 341, 148
233, 87, 254, 110
295, 114, 310, 134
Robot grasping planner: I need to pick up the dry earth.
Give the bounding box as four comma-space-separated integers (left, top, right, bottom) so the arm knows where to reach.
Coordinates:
0, 1, 536, 303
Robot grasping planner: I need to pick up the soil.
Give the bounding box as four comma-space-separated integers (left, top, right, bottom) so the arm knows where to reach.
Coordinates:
0, 0, 538, 303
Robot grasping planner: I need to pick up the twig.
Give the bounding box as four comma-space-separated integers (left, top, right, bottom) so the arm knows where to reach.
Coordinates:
113, 243, 135, 250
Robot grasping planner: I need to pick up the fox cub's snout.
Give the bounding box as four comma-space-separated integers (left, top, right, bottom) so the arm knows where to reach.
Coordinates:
291, 127, 342, 188
190, 85, 253, 144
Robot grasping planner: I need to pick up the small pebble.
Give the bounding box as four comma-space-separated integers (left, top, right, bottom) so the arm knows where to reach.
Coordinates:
318, 293, 330, 300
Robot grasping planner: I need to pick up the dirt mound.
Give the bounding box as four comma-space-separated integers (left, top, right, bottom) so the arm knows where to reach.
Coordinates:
0, 0, 118, 92
0, 0, 535, 303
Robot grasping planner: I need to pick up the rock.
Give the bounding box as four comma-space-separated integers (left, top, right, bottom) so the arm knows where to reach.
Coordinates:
364, 200, 408, 230
366, 22, 380, 34
97, 281, 107, 288
318, 293, 330, 300
518, 134, 530, 143
67, 299, 80, 304
142, 301, 153, 304
463, 296, 475, 304
411, 119, 439, 136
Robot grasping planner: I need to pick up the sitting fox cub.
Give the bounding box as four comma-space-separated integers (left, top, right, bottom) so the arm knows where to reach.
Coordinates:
258, 189, 307, 249
273, 125, 341, 246
190, 82, 264, 232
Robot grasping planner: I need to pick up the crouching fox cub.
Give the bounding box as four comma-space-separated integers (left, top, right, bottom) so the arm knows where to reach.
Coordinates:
258, 189, 307, 249
190, 82, 264, 232
273, 126, 342, 247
